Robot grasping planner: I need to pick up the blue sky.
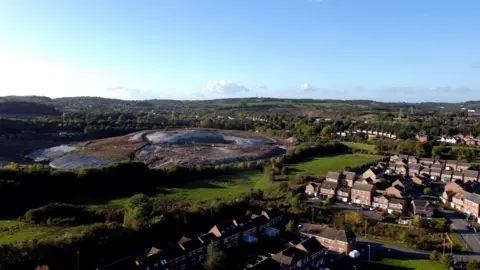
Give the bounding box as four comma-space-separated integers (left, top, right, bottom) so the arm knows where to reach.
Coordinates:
0, 0, 479, 102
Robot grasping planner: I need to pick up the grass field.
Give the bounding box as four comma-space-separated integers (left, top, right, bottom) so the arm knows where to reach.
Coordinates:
341, 141, 377, 152
0, 220, 91, 244
287, 153, 385, 176
365, 251, 443, 270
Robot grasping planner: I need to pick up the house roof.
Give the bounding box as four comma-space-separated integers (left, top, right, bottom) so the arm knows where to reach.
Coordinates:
212, 220, 238, 237
299, 224, 356, 243
198, 233, 218, 245
389, 185, 404, 193
446, 160, 458, 166
321, 181, 339, 190
412, 200, 430, 208
430, 164, 444, 170
233, 215, 253, 227
273, 247, 306, 265
464, 170, 479, 178
307, 182, 318, 188
252, 215, 269, 226
165, 245, 186, 261
367, 167, 384, 175
458, 162, 472, 168
465, 193, 480, 204
441, 170, 453, 175
263, 208, 282, 219
296, 237, 325, 254
453, 191, 469, 200
338, 187, 351, 193
343, 171, 356, 181
352, 182, 375, 192
389, 198, 405, 205
420, 158, 434, 163
453, 171, 464, 177
409, 164, 423, 170
177, 237, 191, 245
179, 237, 205, 252
326, 171, 341, 180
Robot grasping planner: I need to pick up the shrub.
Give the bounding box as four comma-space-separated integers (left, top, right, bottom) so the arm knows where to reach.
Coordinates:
23, 203, 102, 226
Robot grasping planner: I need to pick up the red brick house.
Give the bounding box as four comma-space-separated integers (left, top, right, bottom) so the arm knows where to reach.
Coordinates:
351, 182, 376, 206
451, 191, 469, 211
372, 194, 389, 210
299, 224, 356, 256
305, 182, 319, 197
408, 156, 419, 164
416, 134, 430, 142
464, 193, 480, 218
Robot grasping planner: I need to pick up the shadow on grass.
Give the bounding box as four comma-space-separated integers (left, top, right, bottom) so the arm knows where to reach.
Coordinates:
363, 262, 414, 270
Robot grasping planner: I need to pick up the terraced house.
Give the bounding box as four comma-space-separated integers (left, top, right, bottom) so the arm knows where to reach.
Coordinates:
441, 169, 453, 182
336, 187, 351, 202
343, 171, 357, 187
320, 180, 339, 198
209, 220, 241, 249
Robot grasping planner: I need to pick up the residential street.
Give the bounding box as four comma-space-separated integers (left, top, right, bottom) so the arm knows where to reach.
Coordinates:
440, 209, 480, 255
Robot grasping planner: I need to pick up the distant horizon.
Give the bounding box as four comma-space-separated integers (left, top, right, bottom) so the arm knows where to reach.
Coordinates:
2, 94, 480, 105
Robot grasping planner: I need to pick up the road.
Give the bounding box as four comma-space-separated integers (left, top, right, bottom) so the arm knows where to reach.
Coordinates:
440, 210, 480, 255
337, 238, 479, 270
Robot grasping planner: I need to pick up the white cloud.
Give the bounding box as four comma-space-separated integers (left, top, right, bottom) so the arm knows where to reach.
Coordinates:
256, 84, 268, 90
204, 80, 249, 94
298, 83, 319, 91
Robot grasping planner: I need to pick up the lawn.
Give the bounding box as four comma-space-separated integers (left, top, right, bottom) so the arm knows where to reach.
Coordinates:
341, 141, 377, 152
449, 233, 468, 252
287, 153, 385, 176
365, 251, 443, 270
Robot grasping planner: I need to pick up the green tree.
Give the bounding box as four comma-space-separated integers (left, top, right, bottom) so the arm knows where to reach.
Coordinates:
414, 214, 422, 227
320, 125, 333, 137
117, 114, 126, 122
430, 250, 439, 261
286, 219, 299, 232
203, 242, 226, 270
424, 187, 432, 199
290, 193, 302, 208
467, 259, 480, 270
441, 254, 453, 269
